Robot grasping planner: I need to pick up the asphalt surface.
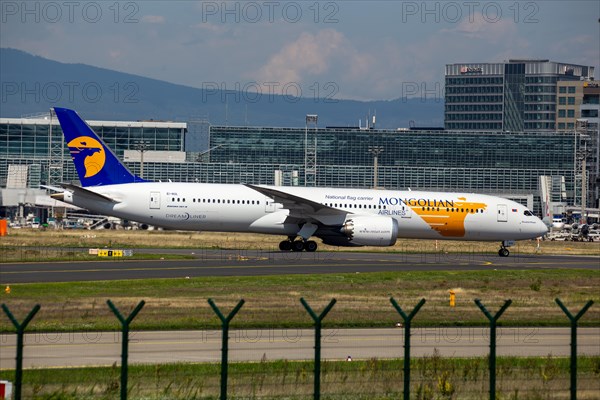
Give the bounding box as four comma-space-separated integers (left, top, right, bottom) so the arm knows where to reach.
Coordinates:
1, 250, 598, 370
1, 327, 599, 369
1, 249, 599, 283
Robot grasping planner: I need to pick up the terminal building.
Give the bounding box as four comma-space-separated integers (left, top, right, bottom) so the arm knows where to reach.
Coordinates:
445, 60, 595, 132
2, 112, 598, 222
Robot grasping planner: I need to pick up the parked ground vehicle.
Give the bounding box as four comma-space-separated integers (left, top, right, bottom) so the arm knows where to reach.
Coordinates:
547, 232, 571, 241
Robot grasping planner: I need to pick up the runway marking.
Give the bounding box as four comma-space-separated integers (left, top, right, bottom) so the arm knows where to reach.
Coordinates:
0, 261, 582, 277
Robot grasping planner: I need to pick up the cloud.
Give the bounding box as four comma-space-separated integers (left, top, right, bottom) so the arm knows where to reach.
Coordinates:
442, 13, 519, 44
142, 15, 165, 24
552, 35, 599, 68
252, 29, 374, 100
190, 22, 229, 35
256, 29, 353, 83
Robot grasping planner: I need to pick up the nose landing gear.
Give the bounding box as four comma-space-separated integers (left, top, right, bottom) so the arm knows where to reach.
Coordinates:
498, 240, 515, 257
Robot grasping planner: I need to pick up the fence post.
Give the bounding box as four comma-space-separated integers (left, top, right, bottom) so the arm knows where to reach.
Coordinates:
555, 298, 594, 400
208, 298, 245, 400
474, 298, 512, 400
300, 297, 337, 400
107, 300, 145, 400
1, 304, 40, 400
390, 297, 426, 400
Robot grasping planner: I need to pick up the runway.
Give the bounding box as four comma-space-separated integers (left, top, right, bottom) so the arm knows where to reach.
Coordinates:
1, 249, 599, 283
1, 327, 598, 369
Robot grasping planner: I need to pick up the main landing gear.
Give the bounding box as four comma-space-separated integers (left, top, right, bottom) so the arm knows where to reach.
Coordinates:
279, 236, 318, 252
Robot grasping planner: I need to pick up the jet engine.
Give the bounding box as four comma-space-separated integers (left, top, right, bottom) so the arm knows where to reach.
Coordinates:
321, 216, 398, 246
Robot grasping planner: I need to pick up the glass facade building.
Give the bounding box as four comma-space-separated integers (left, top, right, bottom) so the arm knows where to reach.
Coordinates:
445, 60, 595, 131
2, 114, 591, 215
0, 116, 186, 188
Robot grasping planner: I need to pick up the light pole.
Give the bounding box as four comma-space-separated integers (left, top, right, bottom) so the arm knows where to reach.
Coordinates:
134, 140, 149, 179
368, 146, 384, 189
305, 114, 318, 186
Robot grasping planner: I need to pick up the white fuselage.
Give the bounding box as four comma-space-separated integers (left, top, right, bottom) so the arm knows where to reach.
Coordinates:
60, 182, 548, 242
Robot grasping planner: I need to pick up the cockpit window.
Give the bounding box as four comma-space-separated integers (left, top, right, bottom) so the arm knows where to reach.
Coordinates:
523, 210, 534, 217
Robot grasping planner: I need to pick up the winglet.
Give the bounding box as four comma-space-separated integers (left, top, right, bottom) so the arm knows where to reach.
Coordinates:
53, 107, 146, 187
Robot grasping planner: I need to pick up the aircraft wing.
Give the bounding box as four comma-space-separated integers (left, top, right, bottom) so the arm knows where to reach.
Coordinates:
244, 184, 346, 216
50, 183, 120, 204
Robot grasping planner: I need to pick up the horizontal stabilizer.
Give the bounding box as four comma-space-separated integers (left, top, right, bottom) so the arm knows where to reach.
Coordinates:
50, 183, 119, 203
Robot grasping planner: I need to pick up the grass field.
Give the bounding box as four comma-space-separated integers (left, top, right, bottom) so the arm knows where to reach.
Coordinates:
1, 230, 599, 331
1, 229, 598, 398
3, 228, 600, 256
1, 357, 599, 399
1, 269, 598, 332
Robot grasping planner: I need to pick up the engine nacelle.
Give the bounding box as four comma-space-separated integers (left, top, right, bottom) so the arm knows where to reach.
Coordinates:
581, 224, 590, 236
339, 216, 398, 246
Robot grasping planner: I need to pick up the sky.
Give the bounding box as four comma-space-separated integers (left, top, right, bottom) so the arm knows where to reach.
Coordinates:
1, 1, 599, 101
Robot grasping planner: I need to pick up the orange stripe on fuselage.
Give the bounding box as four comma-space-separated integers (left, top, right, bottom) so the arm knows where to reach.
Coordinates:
410, 200, 488, 237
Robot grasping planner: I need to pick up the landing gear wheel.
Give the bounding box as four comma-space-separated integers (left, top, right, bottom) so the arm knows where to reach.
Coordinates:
292, 240, 305, 252
304, 240, 318, 252
498, 248, 510, 257
279, 240, 292, 251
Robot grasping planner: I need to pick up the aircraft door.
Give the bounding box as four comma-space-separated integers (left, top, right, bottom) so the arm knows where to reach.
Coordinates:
400, 204, 412, 218
150, 192, 161, 209
497, 204, 508, 222
265, 196, 275, 213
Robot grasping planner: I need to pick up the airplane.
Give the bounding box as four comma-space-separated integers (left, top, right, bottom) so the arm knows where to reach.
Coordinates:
49, 107, 548, 257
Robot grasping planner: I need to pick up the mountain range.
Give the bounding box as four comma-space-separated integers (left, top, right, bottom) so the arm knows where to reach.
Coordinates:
1, 48, 443, 128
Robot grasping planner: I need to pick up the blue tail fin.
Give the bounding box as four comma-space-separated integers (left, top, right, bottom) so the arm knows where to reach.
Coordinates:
54, 107, 146, 187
